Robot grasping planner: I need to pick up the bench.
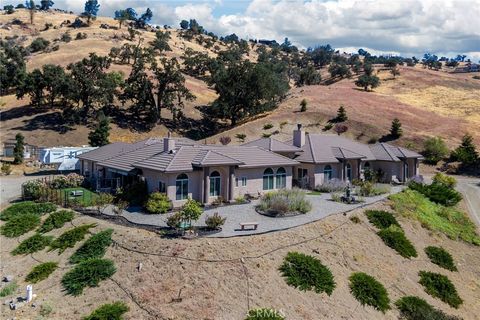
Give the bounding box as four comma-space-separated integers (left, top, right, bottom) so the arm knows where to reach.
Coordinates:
239, 222, 258, 230
70, 190, 84, 197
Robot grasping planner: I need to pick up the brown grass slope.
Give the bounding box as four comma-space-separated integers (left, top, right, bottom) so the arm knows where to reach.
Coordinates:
1, 10, 479, 148
1, 201, 479, 319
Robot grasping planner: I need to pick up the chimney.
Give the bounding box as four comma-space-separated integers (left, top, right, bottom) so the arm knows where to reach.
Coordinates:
293, 123, 305, 147
163, 132, 176, 153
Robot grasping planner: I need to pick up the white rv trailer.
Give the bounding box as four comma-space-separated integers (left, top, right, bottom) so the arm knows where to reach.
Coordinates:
39, 146, 97, 171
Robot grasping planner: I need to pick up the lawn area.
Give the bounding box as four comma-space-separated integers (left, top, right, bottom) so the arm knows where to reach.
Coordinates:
61, 187, 98, 207
389, 189, 480, 245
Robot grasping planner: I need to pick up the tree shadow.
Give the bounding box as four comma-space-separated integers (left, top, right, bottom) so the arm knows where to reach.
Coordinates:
0, 104, 51, 122
12, 112, 74, 133
379, 134, 398, 143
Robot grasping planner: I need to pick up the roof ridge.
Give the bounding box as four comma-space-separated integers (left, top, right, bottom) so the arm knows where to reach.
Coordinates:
380, 143, 396, 161
207, 149, 244, 164
164, 146, 184, 171
308, 134, 317, 163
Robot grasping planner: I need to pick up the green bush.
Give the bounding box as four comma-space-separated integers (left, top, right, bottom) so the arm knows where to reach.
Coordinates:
245, 308, 285, 320
205, 212, 226, 230
390, 189, 480, 245
1, 213, 41, 237
365, 210, 400, 229
23, 180, 43, 200
38, 210, 75, 233
422, 137, 449, 165
279, 252, 336, 295
418, 271, 462, 308
166, 212, 183, 229
83, 301, 129, 320
424, 246, 457, 271
349, 216, 361, 223
432, 173, 457, 188
0, 201, 56, 221
258, 189, 312, 215
25, 262, 58, 283
395, 296, 460, 320
377, 225, 417, 258
357, 182, 391, 197
29, 37, 50, 52
50, 224, 96, 254
69, 229, 113, 264
263, 123, 274, 130
349, 272, 390, 313
408, 181, 462, 207
0, 281, 18, 297
145, 192, 171, 214
62, 259, 116, 296
12, 233, 53, 255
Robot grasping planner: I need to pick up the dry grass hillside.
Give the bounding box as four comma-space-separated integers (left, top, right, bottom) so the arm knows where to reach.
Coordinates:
1, 200, 479, 320
1, 9, 479, 149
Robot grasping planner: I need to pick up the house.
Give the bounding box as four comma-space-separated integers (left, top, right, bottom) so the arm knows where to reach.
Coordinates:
245, 124, 423, 188
77, 135, 298, 207
1, 139, 39, 159
77, 125, 422, 207
39, 146, 97, 171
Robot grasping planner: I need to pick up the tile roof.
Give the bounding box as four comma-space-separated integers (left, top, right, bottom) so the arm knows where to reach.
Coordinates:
76, 142, 138, 162
369, 143, 423, 161
242, 138, 302, 153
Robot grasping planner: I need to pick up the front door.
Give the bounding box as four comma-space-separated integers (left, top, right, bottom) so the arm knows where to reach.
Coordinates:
297, 168, 308, 188
346, 164, 352, 182
209, 171, 221, 197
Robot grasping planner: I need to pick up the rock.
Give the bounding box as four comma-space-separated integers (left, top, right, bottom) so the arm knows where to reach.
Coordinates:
3, 275, 14, 282
9, 302, 16, 310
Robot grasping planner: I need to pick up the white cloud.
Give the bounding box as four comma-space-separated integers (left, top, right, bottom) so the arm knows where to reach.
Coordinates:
53, 0, 480, 60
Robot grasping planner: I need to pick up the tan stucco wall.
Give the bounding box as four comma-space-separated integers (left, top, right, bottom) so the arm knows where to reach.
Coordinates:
233, 166, 293, 199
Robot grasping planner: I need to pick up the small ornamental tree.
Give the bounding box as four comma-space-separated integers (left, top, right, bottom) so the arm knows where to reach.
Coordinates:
300, 99, 307, 112
333, 124, 348, 136
390, 118, 403, 138
336, 105, 348, 122
88, 112, 110, 147
179, 199, 203, 229
13, 133, 25, 164
423, 136, 449, 164
219, 136, 231, 145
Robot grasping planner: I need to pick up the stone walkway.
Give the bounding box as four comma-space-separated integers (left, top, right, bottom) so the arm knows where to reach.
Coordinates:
101, 186, 403, 238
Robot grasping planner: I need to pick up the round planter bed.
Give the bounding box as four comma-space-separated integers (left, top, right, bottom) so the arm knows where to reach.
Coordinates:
255, 207, 306, 218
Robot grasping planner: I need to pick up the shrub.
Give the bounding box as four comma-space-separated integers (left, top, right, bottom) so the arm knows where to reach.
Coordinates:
25, 262, 58, 283
423, 137, 449, 164
40, 303, 53, 317
390, 189, 480, 245
315, 178, 346, 193
75, 32, 88, 40
245, 308, 285, 320
279, 252, 336, 295
235, 195, 247, 204
62, 259, 116, 296
432, 173, 456, 188
235, 133, 247, 143
145, 192, 171, 214
330, 192, 342, 202
424, 246, 457, 272
365, 210, 400, 229
61, 32, 72, 42
1, 213, 41, 237
349, 272, 390, 313
263, 123, 274, 130
38, 210, 75, 233
69, 229, 113, 264
357, 182, 391, 197
323, 123, 333, 131
0, 281, 18, 297
29, 37, 50, 52
377, 225, 417, 258
408, 181, 462, 207
300, 99, 307, 112
166, 212, 182, 229
1, 162, 12, 175
418, 271, 462, 308
258, 189, 312, 215
50, 224, 96, 254
0, 201, 56, 221
205, 212, 226, 230
117, 181, 147, 205
12, 233, 53, 255
49, 174, 84, 189
83, 301, 129, 320
349, 216, 361, 223
23, 180, 43, 200
219, 136, 231, 145
395, 296, 460, 320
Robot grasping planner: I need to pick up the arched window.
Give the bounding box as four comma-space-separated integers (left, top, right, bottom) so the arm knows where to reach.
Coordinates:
209, 171, 221, 197
276, 167, 287, 189
324, 165, 333, 181
346, 163, 352, 181
176, 173, 189, 200
364, 162, 370, 169
263, 168, 274, 190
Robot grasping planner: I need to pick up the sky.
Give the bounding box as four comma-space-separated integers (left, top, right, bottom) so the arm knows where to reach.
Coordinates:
52, 0, 480, 60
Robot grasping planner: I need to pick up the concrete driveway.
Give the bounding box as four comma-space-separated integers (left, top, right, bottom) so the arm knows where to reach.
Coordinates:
0, 174, 51, 207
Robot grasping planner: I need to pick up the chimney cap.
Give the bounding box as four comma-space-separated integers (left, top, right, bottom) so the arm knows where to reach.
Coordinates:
167, 131, 171, 138
297, 123, 302, 130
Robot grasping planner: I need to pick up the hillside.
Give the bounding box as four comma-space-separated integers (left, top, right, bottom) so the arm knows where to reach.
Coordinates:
1, 9, 479, 149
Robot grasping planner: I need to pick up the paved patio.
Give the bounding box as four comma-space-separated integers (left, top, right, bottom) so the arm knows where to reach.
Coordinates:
101, 186, 403, 237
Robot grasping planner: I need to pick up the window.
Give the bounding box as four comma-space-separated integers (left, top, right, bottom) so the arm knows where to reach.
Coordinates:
175, 173, 188, 200
209, 171, 221, 197
346, 163, 352, 181
276, 167, 287, 189
158, 181, 166, 193
324, 165, 333, 181
363, 162, 370, 169
263, 168, 274, 190
236, 177, 247, 187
